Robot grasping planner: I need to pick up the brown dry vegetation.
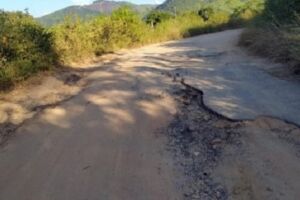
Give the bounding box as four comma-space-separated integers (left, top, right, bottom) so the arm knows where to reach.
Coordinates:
239, 0, 300, 74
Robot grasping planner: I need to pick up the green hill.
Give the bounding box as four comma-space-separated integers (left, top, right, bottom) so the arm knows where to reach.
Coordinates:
156, 0, 208, 13
37, 6, 100, 26
156, 0, 265, 15
37, 0, 156, 26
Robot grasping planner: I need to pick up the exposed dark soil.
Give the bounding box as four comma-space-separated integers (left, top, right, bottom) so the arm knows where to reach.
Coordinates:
167, 85, 242, 199
166, 83, 300, 200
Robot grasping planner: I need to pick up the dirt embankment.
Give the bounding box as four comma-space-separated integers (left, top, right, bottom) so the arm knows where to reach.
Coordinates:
0, 69, 85, 144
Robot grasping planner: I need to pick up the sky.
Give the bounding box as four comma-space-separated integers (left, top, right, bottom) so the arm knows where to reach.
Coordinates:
0, 0, 164, 17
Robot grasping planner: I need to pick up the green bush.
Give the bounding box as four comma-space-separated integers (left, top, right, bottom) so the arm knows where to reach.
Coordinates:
51, 16, 94, 63
262, 0, 300, 24
51, 7, 147, 61
46, 1, 268, 64
50, 3, 264, 64
100, 7, 147, 51
0, 11, 56, 89
145, 11, 174, 27
204, 0, 264, 26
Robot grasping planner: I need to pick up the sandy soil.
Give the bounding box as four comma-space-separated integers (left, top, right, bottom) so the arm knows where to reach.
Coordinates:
0, 53, 182, 200
0, 29, 300, 200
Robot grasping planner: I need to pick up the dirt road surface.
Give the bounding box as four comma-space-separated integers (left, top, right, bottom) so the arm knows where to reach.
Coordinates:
1, 29, 300, 200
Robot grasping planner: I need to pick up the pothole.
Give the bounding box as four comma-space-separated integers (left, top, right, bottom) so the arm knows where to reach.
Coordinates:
166, 85, 242, 199
165, 77, 300, 199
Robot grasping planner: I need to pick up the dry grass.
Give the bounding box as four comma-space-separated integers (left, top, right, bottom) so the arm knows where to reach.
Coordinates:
239, 25, 300, 73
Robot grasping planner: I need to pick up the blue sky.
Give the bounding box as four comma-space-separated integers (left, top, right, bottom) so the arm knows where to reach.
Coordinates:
0, 0, 164, 17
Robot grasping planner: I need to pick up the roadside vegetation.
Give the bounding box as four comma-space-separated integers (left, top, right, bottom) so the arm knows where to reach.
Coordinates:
0, 0, 264, 90
0, 11, 57, 89
239, 0, 300, 73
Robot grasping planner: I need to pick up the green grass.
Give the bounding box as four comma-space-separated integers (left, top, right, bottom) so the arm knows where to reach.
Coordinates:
0, 11, 56, 90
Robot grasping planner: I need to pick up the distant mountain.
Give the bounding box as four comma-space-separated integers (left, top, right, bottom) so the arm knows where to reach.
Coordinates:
37, 6, 99, 26
156, 0, 210, 13
156, 0, 259, 14
37, 0, 156, 26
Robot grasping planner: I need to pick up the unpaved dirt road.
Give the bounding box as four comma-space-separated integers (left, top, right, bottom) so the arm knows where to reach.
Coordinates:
1, 29, 300, 200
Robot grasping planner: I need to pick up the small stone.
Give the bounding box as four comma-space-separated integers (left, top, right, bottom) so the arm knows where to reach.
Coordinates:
203, 115, 211, 121
266, 187, 273, 192
210, 138, 223, 148
181, 77, 185, 84
192, 194, 200, 199
193, 152, 200, 156
64, 74, 81, 85
284, 127, 292, 132
214, 120, 230, 129
290, 129, 300, 136
173, 76, 177, 82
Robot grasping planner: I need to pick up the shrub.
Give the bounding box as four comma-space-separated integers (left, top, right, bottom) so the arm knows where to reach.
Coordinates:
240, 0, 300, 72
0, 1, 274, 89
262, 0, 300, 24
50, 3, 263, 64
146, 12, 205, 42
208, 11, 231, 27
145, 10, 174, 27
0, 11, 56, 89
51, 16, 94, 63
239, 27, 289, 61
100, 7, 147, 51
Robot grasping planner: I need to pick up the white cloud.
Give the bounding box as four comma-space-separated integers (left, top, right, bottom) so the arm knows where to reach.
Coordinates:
71, 0, 93, 5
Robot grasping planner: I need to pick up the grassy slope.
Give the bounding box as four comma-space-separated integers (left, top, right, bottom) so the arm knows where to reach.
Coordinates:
239, 0, 300, 73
